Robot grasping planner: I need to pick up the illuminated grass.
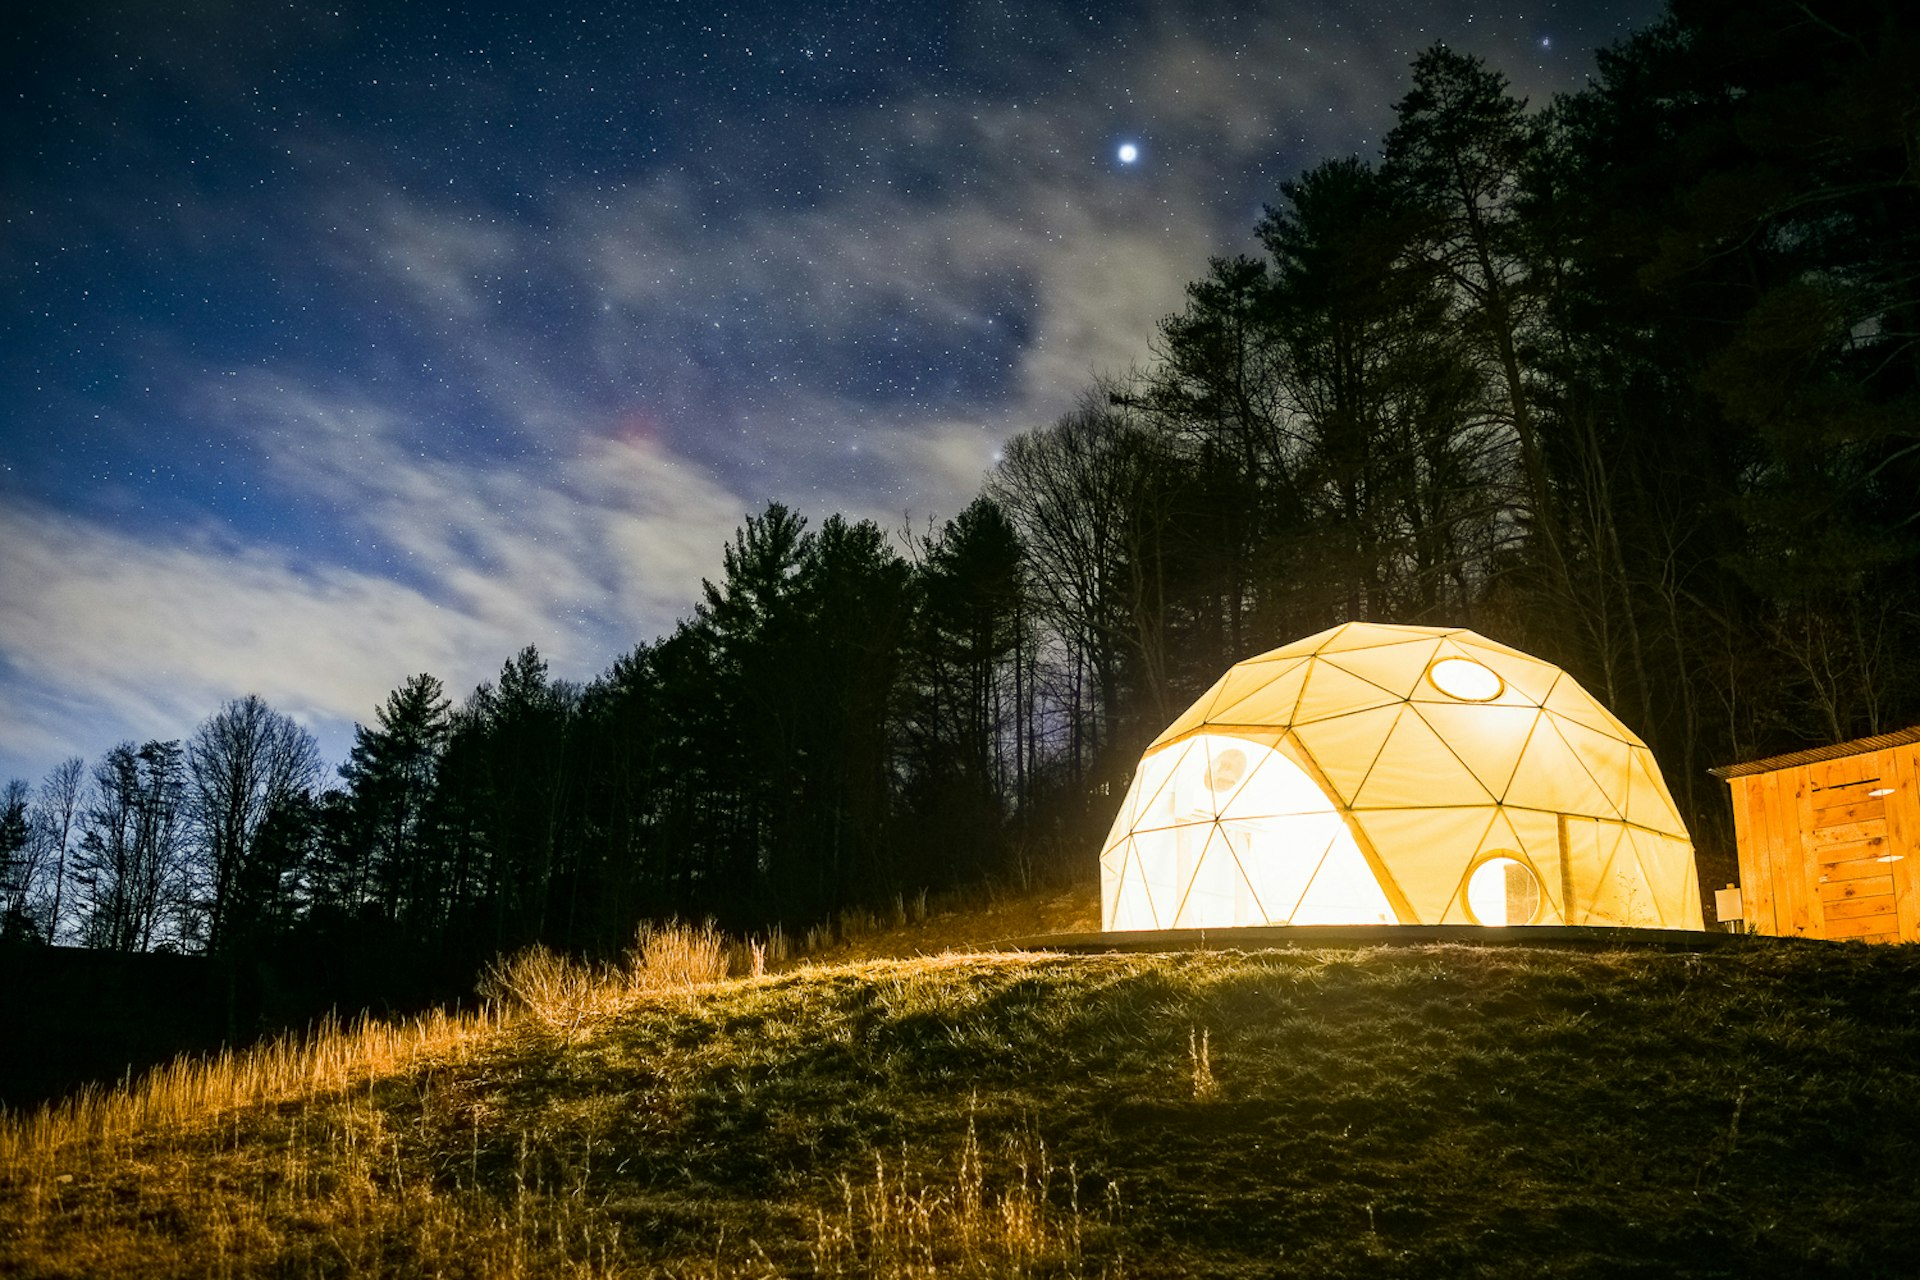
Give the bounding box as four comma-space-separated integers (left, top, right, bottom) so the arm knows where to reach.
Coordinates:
3, 922, 1919, 1277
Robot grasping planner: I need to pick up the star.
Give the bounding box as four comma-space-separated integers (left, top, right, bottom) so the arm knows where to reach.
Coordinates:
1117, 142, 1140, 164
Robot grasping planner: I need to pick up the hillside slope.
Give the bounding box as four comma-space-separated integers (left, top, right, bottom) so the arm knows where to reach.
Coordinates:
4, 934, 1919, 1277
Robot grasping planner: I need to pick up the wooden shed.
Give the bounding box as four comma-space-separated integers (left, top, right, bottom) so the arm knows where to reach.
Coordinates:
1709, 726, 1920, 943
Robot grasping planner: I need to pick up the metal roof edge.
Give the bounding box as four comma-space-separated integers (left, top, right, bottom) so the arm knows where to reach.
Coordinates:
1707, 724, 1920, 780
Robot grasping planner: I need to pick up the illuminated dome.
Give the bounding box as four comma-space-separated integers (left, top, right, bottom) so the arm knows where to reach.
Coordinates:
1100, 622, 1703, 932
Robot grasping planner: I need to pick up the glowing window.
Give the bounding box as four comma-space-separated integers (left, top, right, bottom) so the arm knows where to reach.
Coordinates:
1204, 747, 1248, 794
1428, 657, 1503, 702
1465, 856, 1541, 926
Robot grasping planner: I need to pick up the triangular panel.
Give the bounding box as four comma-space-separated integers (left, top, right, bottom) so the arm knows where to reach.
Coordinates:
1318, 636, 1441, 701
1104, 840, 1147, 930
1403, 701, 1540, 800
1621, 828, 1672, 928
1502, 716, 1613, 817
1352, 706, 1495, 809
1643, 830, 1704, 928
1552, 715, 1634, 823
1207, 661, 1311, 731
1170, 824, 1234, 928
1219, 745, 1338, 822
1624, 746, 1686, 836
1195, 736, 1260, 814
1290, 705, 1402, 806
1581, 827, 1658, 927
1125, 740, 1196, 832
1315, 623, 1425, 654
1288, 831, 1398, 924
1348, 807, 1501, 924
1541, 674, 1633, 739
1293, 659, 1407, 725
1239, 816, 1341, 923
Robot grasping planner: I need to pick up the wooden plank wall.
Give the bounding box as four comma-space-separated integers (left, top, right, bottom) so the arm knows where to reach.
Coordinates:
1884, 744, 1920, 939
1730, 776, 1773, 932
1729, 743, 1920, 943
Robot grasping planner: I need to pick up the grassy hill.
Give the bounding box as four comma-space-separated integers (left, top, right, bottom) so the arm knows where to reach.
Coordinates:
3, 901, 1919, 1277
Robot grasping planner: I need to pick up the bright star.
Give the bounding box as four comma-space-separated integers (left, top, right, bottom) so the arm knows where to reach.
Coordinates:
1117, 143, 1139, 164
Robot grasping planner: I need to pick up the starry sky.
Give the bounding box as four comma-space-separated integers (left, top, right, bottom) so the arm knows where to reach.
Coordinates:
1, 0, 1664, 786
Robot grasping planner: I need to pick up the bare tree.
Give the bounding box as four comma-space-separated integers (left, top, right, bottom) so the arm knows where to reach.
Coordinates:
76, 741, 189, 953
187, 695, 323, 952
36, 757, 85, 944
988, 394, 1175, 772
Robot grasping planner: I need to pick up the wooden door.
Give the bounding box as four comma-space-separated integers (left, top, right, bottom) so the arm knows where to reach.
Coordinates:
1809, 759, 1902, 943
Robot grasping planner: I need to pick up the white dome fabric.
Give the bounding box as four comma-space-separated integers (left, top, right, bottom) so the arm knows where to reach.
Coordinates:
1100, 623, 1704, 932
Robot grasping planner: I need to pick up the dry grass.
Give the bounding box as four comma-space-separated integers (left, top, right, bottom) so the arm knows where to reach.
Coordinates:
1186, 1028, 1217, 1103
811, 1122, 1119, 1279
0, 926, 1123, 1278
0, 1003, 501, 1174
629, 917, 731, 991
0, 921, 737, 1181
477, 920, 735, 1039
5, 910, 1920, 1277
797, 884, 1097, 964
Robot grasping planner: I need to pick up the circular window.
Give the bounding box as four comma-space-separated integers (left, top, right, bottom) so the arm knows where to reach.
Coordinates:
1465, 855, 1542, 927
1428, 656, 1504, 702
1204, 747, 1247, 794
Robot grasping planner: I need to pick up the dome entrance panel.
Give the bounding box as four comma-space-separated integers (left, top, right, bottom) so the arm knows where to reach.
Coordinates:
1104, 734, 1395, 929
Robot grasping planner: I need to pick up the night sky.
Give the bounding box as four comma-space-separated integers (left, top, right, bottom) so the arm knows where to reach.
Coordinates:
1, 0, 1664, 785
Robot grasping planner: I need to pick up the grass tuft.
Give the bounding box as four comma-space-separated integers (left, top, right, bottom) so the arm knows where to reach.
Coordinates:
1187, 1026, 1218, 1102
630, 917, 731, 992
811, 1121, 1119, 1279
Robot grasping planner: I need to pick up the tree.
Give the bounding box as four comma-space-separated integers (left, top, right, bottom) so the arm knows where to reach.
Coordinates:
1259, 155, 1494, 624
0, 779, 38, 943
904, 497, 1030, 883
330, 675, 451, 925
689, 502, 816, 916
782, 512, 914, 915
439, 646, 580, 950
1385, 46, 1549, 525
36, 757, 85, 944
75, 741, 189, 952
570, 644, 672, 940
988, 397, 1175, 772
186, 695, 323, 953
1151, 256, 1297, 660
237, 790, 325, 943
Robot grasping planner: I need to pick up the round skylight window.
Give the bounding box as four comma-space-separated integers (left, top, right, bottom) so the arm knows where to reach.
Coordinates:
1428, 656, 1504, 701
1465, 855, 1542, 927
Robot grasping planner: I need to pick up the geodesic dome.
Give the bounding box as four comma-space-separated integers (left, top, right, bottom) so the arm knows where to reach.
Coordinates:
1100, 622, 1704, 932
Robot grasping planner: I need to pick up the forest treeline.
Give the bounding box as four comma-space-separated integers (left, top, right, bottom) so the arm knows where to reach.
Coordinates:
3, 0, 1915, 990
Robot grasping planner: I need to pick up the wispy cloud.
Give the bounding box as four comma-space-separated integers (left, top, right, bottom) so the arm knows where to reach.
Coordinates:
1, 0, 1658, 785
0, 501, 497, 775
0, 395, 748, 781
